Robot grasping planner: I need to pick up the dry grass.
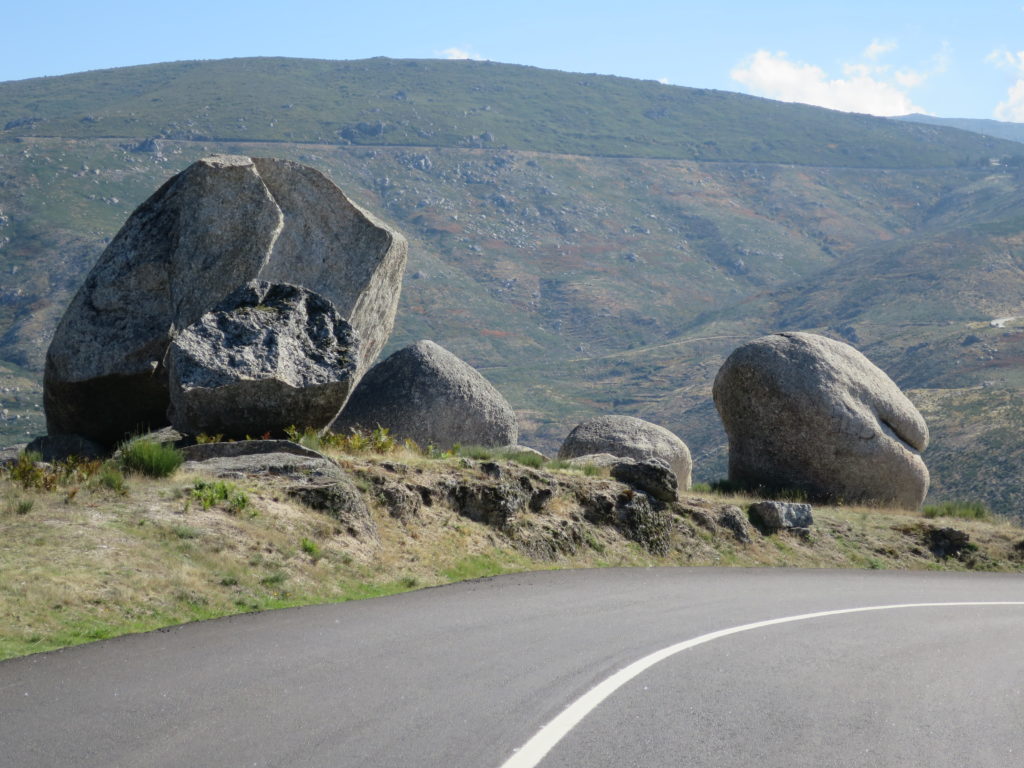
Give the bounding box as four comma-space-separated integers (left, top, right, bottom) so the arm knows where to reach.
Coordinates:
2, 454, 1022, 661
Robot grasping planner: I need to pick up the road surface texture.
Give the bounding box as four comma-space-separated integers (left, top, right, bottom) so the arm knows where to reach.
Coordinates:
1, 568, 1022, 767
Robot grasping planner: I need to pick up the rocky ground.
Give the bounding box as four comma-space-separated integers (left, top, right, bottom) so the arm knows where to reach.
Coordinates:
3, 443, 1023, 661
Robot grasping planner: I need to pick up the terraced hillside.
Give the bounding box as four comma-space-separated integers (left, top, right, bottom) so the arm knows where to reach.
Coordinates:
2, 57, 1024, 519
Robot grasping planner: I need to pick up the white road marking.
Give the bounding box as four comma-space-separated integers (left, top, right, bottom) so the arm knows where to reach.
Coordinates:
498, 601, 1024, 768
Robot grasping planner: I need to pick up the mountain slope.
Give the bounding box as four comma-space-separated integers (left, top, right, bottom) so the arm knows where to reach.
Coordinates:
3, 58, 1024, 520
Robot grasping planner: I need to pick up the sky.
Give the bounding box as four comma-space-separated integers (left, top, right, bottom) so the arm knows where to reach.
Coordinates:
4, 1, 1024, 121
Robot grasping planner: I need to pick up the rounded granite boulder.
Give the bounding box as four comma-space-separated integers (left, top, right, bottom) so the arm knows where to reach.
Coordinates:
713, 331, 929, 509
558, 414, 692, 490
331, 340, 518, 450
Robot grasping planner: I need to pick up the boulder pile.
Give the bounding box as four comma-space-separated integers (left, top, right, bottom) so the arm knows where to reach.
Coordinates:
43, 155, 407, 446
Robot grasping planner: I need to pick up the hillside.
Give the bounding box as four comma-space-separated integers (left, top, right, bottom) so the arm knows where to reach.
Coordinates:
899, 113, 1024, 145
3, 443, 1022, 660
2, 58, 1024, 520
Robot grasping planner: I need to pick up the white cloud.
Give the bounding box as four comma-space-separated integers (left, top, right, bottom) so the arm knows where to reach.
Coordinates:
439, 47, 483, 61
658, 76, 670, 85
988, 48, 1024, 121
730, 49, 926, 116
864, 39, 897, 61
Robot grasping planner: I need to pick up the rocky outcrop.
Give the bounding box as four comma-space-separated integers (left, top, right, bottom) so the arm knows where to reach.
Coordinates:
558, 415, 692, 489
44, 155, 406, 446
749, 501, 814, 531
713, 332, 929, 510
610, 458, 678, 502
332, 340, 518, 449
181, 452, 346, 484
167, 282, 359, 439
288, 481, 377, 541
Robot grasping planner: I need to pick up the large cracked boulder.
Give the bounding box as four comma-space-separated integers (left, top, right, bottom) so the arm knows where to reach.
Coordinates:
558, 415, 692, 489
713, 332, 929, 510
167, 281, 359, 438
44, 155, 406, 446
332, 340, 518, 450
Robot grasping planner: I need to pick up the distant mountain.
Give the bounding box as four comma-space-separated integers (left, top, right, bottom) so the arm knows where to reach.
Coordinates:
897, 113, 1024, 145
3, 57, 1024, 519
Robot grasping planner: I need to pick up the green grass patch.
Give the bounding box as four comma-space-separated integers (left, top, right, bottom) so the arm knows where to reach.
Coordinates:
191, 479, 250, 513
119, 439, 183, 478
440, 553, 510, 582
922, 500, 992, 521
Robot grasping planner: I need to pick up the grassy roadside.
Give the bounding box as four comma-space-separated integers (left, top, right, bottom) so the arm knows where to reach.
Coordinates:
2, 447, 1023, 661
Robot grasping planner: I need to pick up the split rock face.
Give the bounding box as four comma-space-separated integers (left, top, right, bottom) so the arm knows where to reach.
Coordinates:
713, 332, 929, 510
167, 281, 359, 439
558, 414, 692, 490
332, 340, 518, 450
44, 155, 406, 446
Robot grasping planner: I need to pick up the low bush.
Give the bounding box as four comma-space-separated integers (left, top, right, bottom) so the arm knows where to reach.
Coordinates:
192, 479, 250, 514
119, 439, 183, 478
922, 500, 992, 521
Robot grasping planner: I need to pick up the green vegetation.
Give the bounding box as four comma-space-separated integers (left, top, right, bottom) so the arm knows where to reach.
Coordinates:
119, 439, 183, 478
3, 57, 1017, 166
923, 500, 992, 521
191, 479, 250, 514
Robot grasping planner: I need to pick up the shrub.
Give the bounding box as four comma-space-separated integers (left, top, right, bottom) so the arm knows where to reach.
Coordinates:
192, 479, 250, 513
300, 537, 321, 559
3, 496, 34, 515
119, 439, 183, 478
95, 464, 127, 494
922, 500, 991, 521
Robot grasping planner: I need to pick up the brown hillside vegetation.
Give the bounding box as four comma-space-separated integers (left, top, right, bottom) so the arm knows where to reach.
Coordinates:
3, 444, 1022, 661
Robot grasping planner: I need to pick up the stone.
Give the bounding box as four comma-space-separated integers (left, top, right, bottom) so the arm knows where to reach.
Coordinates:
716, 505, 753, 543
332, 340, 518, 450
928, 527, 971, 559
749, 501, 814, 531
288, 481, 376, 541
182, 452, 345, 484
44, 155, 406, 446
167, 282, 358, 439
452, 480, 530, 529
558, 415, 692, 489
713, 332, 929, 510
611, 458, 678, 502
25, 433, 106, 462
378, 483, 422, 521
617, 491, 672, 555
178, 439, 327, 463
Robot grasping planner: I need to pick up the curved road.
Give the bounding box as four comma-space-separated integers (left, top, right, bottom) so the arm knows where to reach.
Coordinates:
1, 568, 1022, 767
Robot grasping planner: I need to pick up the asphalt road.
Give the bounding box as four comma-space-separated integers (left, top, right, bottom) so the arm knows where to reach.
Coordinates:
1, 568, 1022, 767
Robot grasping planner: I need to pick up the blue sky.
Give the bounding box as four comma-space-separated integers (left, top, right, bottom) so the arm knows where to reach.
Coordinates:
5, 1, 1024, 121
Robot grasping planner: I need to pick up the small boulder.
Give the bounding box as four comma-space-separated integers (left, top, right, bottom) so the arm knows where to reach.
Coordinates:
749, 501, 814, 531
611, 458, 678, 502
288, 481, 376, 541
713, 332, 929, 510
25, 433, 106, 462
332, 340, 518, 450
558, 415, 692, 489
167, 281, 358, 439
717, 505, 753, 543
